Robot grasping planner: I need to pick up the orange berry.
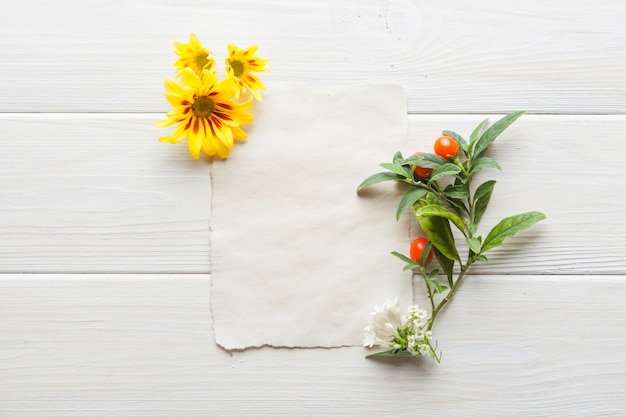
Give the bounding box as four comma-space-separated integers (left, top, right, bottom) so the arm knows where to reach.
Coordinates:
434, 135, 459, 159
410, 152, 433, 178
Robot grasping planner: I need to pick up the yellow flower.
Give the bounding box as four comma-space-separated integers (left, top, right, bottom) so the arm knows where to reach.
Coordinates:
173, 33, 215, 76
155, 68, 253, 159
225, 44, 269, 101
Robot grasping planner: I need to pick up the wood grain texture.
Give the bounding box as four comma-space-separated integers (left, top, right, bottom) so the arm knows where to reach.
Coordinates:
405, 114, 626, 275
1, 274, 625, 416
0, 114, 211, 273
1, 0, 625, 113
1, 114, 624, 274
1, 1, 625, 414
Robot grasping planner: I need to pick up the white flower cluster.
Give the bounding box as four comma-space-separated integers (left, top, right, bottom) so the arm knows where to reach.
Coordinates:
402, 305, 435, 357
364, 298, 439, 360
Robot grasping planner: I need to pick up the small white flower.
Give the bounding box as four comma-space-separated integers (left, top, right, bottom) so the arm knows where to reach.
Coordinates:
419, 344, 430, 355
416, 309, 428, 319
426, 330, 433, 340
407, 334, 417, 353
412, 318, 426, 329
415, 330, 425, 341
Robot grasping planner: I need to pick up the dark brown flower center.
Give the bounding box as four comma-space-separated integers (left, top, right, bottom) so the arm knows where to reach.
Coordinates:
194, 51, 209, 71
230, 59, 244, 77
191, 96, 214, 118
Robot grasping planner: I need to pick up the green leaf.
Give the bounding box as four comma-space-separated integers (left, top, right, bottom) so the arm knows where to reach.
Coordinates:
357, 172, 402, 192
414, 212, 460, 261
433, 246, 454, 287
475, 254, 489, 262
390, 251, 413, 264
481, 211, 547, 253
428, 269, 440, 279
467, 223, 477, 234
473, 111, 525, 158
392, 151, 404, 164
390, 251, 421, 271
427, 271, 449, 294
429, 163, 461, 182
396, 188, 428, 220
403, 153, 447, 169
442, 130, 469, 154
469, 118, 489, 149
425, 192, 439, 205
469, 157, 502, 176
419, 241, 433, 265
473, 180, 496, 225
446, 197, 469, 214
414, 204, 465, 234
444, 185, 469, 199
428, 279, 448, 294
403, 263, 420, 271
366, 349, 412, 358
465, 236, 482, 254
380, 162, 409, 178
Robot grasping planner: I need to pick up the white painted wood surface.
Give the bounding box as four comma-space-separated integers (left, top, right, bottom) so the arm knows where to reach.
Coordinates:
2, 275, 625, 416
1, 0, 625, 113
1, 1, 626, 415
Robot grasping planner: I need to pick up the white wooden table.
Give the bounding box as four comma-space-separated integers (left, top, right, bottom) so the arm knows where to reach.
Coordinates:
2, 1, 626, 415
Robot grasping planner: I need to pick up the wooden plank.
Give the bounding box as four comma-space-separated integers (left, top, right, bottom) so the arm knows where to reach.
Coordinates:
0, 114, 211, 273
405, 114, 626, 274
0, 0, 625, 113
1, 114, 625, 274
0, 274, 624, 416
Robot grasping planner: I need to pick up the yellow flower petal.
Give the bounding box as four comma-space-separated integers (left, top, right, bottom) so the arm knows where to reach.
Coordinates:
154, 118, 177, 128
173, 33, 215, 76
187, 119, 202, 159
231, 126, 248, 141
213, 134, 231, 158
156, 51, 256, 159
225, 44, 269, 101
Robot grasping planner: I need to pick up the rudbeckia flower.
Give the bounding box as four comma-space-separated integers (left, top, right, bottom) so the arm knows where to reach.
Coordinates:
173, 33, 216, 76
225, 44, 269, 100
155, 68, 253, 159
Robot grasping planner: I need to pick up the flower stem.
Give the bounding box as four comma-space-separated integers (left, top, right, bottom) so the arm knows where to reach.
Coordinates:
420, 267, 436, 313
427, 261, 473, 331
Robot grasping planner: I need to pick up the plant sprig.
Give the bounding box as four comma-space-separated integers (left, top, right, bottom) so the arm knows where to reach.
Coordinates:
359, 111, 546, 359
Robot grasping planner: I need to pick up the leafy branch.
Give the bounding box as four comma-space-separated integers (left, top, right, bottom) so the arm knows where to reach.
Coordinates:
359, 111, 546, 358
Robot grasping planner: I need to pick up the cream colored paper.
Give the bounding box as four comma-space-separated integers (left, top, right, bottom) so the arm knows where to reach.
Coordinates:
210, 82, 412, 349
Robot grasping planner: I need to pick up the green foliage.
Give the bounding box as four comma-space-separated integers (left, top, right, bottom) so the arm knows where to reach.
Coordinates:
429, 163, 461, 182
379, 162, 409, 177
414, 204, 465, 233
473, 180, 496, 225
358, 111, 546, 360
473, 111, 525, 158
481, 211, 547, 253
442, 130, 469, 155
469, 157, 501, 176
402, 153, 447, 169
415, 212, 460, 262
433, 246, 454, 287
444, 185, 469, 199
356, 172, 401, 192
465, 236, 482, 254
469, 118, 489, 148
396, 188, 428, 220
